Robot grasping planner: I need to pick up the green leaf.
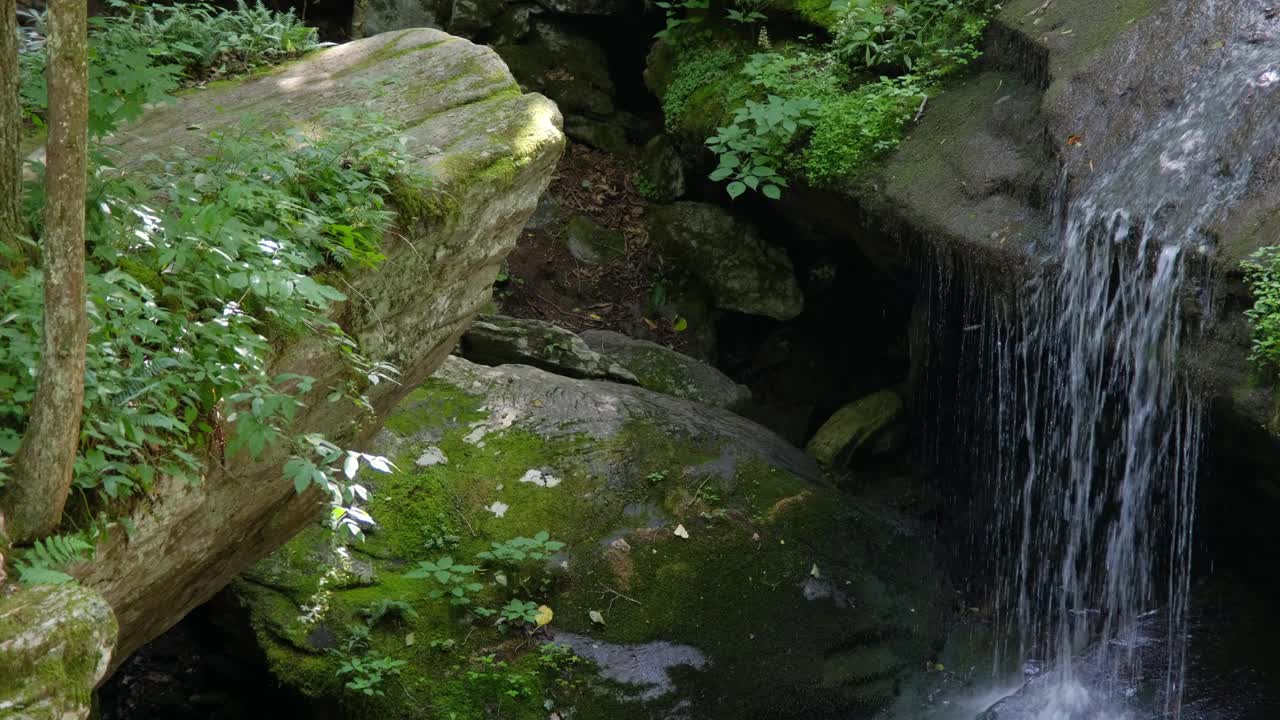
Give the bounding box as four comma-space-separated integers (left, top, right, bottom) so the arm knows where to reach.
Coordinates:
727, 182, 747, 199
762, 184, 782, 200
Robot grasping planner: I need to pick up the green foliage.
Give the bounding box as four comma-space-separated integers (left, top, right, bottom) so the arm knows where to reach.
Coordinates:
0, 109, 416, 520
707, 94, 818, 199
830, 0, 989, 75
662, 46, 747, 130
466, 654, 538, 704
727, 0, 771, 24
500, 598, 540, 625
18, 1, 317, 132
404, 555, 483, 605
1243, 246, 1280, 371
14, 534, 95, 585
655, 0, 710, 39
796, 73, 927, 187
360, 598, 419, 628
335, 651, 407, 697
476, 531, 566, 566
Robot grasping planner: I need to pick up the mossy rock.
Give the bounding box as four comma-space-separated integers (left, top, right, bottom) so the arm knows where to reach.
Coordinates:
580, 329, 750, 410
806, 390, 904, 467
563, 214, 627, 265
233, 357, 945, 719
649, 201, 804, 321
0, 584, 118, 720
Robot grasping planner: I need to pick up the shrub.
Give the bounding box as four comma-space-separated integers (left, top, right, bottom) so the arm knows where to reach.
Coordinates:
1243, 246, 1280, 370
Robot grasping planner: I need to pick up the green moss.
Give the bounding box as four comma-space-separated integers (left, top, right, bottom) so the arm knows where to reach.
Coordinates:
662, 43, 752, 134
334, 33, 452, 79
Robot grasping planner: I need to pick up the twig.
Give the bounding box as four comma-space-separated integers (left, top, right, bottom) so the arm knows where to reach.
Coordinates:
450, 492, 477, 537
597, 583, 641, 610
684, 474, 713, 509
1028, 0, 1053, 15
913, 96, 928, 123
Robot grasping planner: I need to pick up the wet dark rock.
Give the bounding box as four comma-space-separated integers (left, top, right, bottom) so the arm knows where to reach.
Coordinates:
649, 202, 804, 321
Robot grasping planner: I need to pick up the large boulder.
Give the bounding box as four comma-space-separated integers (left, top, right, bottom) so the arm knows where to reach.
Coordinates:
581, 329, 752, 410
229, 356, 945, 719
0, 584, 118, 720
54, 29, 564, 667
649, 202, 805, 321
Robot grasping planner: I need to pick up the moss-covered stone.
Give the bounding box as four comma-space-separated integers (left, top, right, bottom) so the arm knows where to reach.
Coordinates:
580, 329, 751, 410
0, 584, 118, 720
234, 358, 944, 719
806, 390, 904, 467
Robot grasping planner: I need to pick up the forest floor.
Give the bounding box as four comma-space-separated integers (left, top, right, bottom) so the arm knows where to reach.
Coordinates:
494, 143, 694, 354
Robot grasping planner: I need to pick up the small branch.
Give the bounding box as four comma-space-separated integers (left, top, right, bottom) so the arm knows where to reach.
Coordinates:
450, 493, 477, 537
597, 583, 641, 610
684, 474, 712, 509
913, 96, 928, 123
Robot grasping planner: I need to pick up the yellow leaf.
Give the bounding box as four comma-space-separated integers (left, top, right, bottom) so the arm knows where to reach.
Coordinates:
535, 604, 554, 628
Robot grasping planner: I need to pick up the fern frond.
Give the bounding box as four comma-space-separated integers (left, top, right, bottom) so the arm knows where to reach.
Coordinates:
15, 534, 95, 585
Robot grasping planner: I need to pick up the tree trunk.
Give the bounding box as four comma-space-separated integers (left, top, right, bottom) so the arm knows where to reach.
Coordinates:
1, 0, 21, 257
351, 0, 368, 39
3, 0, 88, 544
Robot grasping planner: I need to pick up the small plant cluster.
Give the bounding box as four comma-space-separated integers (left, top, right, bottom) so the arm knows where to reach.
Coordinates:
405, 531, 565, 629
658, 0, 992, 198
18, 0, 317, 128
708, 95, 819, 199
830, 0, 989, 74
1243, 246, 1280, 371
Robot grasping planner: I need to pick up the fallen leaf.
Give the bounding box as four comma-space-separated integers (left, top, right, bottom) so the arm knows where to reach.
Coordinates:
535, 605, 555, 628
673, 316, 688, 332
589, 610, 606, 625
810, 563, 821, 578
673, 524, 690, 539
405, 633, 416, 646
641, 317, 658, 330
1066, 134, 1084, 146
487, 501, 509, 518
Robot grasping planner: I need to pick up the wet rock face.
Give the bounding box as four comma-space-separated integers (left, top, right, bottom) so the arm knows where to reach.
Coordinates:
649, 202, 805, 321
230, 356, 944, 719
54, 28, 563, 668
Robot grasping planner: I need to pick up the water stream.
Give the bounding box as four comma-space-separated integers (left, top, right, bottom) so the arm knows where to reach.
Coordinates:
968, 8, 1280, 718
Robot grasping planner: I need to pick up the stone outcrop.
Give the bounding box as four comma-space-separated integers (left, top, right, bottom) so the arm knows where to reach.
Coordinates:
0, 584, 118, 720
581, 329, 752, 410
229, 356, 943, 719
459, 314, 638, 382
649, 202, 805, 321
31, 28, 564, 670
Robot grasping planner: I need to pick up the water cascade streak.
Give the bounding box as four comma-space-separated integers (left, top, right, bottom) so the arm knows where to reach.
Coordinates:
974, 14, 1280, 717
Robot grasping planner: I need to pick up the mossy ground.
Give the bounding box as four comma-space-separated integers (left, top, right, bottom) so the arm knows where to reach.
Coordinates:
242, 371, 940, 718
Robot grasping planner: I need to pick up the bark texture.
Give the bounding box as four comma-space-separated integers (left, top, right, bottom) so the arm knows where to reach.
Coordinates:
1, 0, 21, 253
4, 0, 89, 544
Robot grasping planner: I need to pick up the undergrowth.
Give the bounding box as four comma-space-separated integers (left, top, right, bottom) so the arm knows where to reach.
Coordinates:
658, 0, 995, 196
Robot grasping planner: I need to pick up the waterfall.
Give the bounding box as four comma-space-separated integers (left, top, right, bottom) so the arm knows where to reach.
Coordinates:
947, 9, 1280, 717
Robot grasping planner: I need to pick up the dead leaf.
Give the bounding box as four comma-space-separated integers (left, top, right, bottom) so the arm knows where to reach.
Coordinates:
589, 609, 606, 625
1065, 134, 1084, 146
535, 605, 554, 628
673, 524, 690, 539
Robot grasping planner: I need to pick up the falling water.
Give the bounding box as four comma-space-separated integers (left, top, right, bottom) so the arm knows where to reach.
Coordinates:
959, 7, 1280, 718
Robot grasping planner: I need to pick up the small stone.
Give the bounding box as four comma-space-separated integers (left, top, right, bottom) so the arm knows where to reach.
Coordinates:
564, 215, 626, 265
415, 446, 448, 467
805, 391, 904, 468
